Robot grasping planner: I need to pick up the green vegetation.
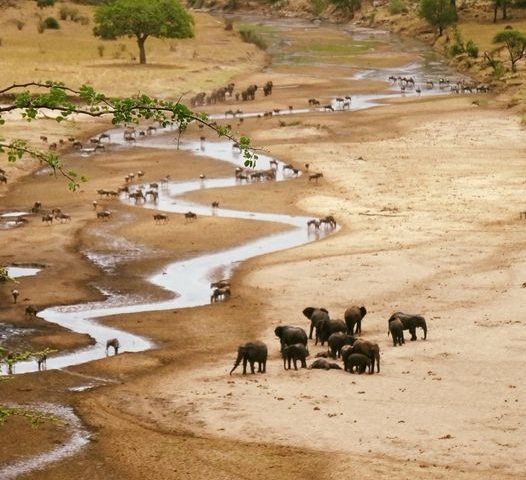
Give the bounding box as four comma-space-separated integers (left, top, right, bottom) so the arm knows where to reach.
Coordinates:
237, 24, 270, 50
310, 0, 327, 16
447, 28, 478, 58
93, 0, 194, 65
0, 406, 60, 428
36, 0, 55, 7
493, 28, 526, 72
389, 0, 407, 15
43, 17, 60, 29
419, 0, 457, 36
330, 0, 361, 17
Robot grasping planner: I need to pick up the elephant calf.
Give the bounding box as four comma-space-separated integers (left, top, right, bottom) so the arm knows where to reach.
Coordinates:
327, 332, 357, 358
230, 341, 268, 375
283, 343, 309, 370
308, 358, 342, 370
345, 340, 380, 374
344, 353, 371, 374
388, 317, 405, 346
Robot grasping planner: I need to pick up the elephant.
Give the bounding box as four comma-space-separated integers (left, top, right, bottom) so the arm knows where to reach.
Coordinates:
230, 341, 268, 375
388, 312, 427, 341
283, 343, 309, 370
344, 305, 367, 335
106, 338, 120, 356
349, 340, 380, 374
308, 358, 342, 370
327, 332, 357, 358
317, 318, 347, 346
388, 318, 405, 346
302, 307, 329, 340
344, 353, 371, 374
274, 325, 308, 352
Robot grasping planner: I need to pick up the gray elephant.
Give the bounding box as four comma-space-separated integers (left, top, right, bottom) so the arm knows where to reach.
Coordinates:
388, 312, 427, 341
308, 358, 342, 370
327, 332, 357, 358
344, 353, 372, 374
388, 318, 405, 346
302, 307, 329, 340
344, 305, 367, 335
274, 325, 308, 352
230, 341, 268, 375
317, 318, 347, 346
283, 343, 309, 370
349, 340, 380, 374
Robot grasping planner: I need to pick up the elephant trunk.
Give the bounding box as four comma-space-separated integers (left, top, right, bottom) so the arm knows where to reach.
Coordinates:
230, 350, 243, 375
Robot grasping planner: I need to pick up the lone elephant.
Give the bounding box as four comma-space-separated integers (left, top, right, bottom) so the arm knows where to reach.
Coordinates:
274, 325, 308, 352
283, 343, 309, 370
348, 340, 380, 374
388, 312, 427, 341
302, 307, 329, 340
230, 341, 268, 375
388, 317, 405, 346
344, 305, 367, 335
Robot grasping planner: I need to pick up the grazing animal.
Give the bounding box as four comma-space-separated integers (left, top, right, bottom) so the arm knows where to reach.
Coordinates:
319, 215, 336, 229
184, 211, 197, 222
307, 219, 320, 230
211, 201, 219, 208
210, 279, 230, 289
308, 98, 320, 106
153, 213, 168, 224
11, 289, 19, 303
97, 210, 112, 220
42, 213, 54, 224
56, 212, 71, 223
36, 353, 47, 371
25, 305, 38, 317
106, 338, 120, 356
31, 201, 42, 213
211, 286, 231, 303
308, 172, 323, 182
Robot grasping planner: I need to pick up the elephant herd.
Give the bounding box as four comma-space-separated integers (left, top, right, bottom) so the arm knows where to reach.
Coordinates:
230, 306, 427, 376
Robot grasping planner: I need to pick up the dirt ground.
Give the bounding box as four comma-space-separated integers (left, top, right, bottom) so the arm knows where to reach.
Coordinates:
1, 8, 526, 480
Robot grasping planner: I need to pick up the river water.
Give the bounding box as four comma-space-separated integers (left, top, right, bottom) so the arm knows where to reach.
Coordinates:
2, 19, 463, 375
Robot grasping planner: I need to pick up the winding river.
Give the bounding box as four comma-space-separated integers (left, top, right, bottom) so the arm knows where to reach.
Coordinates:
3, 21, 465, 375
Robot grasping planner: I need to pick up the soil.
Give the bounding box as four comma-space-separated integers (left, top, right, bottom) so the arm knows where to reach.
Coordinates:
1, 8, 525, 480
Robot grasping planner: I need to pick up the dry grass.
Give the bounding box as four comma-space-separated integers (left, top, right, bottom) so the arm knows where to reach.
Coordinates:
0, 0, 264, 98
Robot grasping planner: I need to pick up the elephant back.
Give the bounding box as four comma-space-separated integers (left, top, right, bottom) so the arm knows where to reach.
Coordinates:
275, 325, 308, 346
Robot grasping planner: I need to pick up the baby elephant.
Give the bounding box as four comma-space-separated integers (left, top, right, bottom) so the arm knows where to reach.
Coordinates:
283, 343, 309, 370
308, 358, 342, 370
345, 353, 371, 374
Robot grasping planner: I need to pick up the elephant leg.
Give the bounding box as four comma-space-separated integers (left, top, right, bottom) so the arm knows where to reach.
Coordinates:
262, 360, 266, 373
301, 358, 307, 368
356, 321, 361, 335
309, 323, 314, 340
242, 357, 248, 374
249, 360, 256, 374
293, 358, 298, 370
409, 327, 417, 341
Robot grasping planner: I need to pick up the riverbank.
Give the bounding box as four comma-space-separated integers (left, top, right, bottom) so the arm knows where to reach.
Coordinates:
1, 9, 526, 480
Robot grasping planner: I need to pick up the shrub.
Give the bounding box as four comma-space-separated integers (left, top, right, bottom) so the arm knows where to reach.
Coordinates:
10, 19, 25, 31
59, 6, 69, 20
37, 21, 45, 33
36, 0, 55, 7
310, 0, 327, 16
238, 25, 268, 50
389, 0, 407, 15
466, 39, 479, 58
43, 16, 60, 29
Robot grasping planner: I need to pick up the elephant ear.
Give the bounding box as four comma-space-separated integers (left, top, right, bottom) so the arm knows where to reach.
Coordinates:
302, 307, 316, 319
360, 306, 367, 317
274, 326, 283, 337
320, 307, 329, 314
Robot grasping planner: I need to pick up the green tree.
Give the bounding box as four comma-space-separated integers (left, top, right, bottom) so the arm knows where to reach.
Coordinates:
93, 0, 194, 65
419, 0, 457, 36
330, 0, 361, 18
493, 29, 526, 72
493, 0, 508, 23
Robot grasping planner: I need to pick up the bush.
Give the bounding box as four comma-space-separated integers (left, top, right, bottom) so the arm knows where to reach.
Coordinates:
389, 0, 407, 15
447, 28, 464, 57
43, 16, 60, 29
10, 19, 25, 31
465, 39, 479, 58
36, 0, 55, 7
238, 25, 268, 50
310, 0, 327, 16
